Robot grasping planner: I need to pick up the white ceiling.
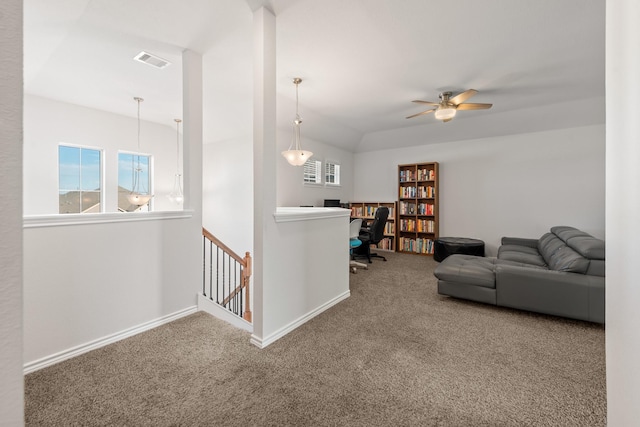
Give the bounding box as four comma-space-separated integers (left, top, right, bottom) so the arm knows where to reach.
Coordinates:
24, 0, 605, 153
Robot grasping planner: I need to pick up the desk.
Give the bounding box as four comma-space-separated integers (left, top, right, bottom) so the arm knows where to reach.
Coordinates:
434, 237, 485, 262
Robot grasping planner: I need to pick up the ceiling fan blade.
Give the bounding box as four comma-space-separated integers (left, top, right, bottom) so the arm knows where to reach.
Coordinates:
406, 109, 435, 119
442, 118, 453, 123
412, 100, 439, 106
456, 102, 493, 110
450, 89, 478, 105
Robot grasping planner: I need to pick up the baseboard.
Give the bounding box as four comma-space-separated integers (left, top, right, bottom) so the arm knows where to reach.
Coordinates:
197, 294, 253, 332
23, 306, 197, 374
250, 290, 350, 349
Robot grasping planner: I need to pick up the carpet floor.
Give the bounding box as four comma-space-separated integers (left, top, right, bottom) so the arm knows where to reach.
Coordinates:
25, 252, 606, 426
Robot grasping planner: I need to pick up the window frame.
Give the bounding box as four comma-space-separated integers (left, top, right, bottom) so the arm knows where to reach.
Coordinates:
58, 143, 104, 214
117, 150, 154, 212
303, 158, 322, 186
324, 160, 341, 187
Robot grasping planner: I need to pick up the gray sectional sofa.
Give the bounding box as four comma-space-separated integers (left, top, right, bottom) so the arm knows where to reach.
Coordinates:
434, 226, 605, 323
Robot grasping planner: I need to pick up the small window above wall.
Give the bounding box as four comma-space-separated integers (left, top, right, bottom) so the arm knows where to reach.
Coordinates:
118, 152, 152, 212
58, 145, 103, 214
303, 159, 322, 185
325, 161, 341, 186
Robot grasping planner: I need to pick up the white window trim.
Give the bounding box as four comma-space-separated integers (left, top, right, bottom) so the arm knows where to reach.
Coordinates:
324, 160, 341, 187
118, 149, 154, 211
303, 158, 323, 186
58, 143, 105, 214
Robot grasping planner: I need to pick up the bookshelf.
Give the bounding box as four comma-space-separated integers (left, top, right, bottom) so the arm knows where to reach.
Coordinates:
349, 201, 396, 252
397, 162, 439, 255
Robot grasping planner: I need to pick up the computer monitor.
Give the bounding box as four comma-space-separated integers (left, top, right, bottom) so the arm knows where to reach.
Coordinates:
323, 199, 341, 207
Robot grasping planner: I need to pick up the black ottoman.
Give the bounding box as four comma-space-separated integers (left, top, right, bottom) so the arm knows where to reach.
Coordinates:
434, 237, 485, 262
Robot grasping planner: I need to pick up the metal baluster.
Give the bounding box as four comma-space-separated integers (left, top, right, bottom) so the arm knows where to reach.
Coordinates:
209, 242, 213, 301
215, 246, 219, 304
202, 236, 206, 297
240, 264, 244, 317
234, 261, 238, 315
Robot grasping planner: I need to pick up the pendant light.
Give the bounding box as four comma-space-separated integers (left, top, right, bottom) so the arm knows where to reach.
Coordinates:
281, 77, 313, 166
127, 97, 153, 207
167, 118, 184, 204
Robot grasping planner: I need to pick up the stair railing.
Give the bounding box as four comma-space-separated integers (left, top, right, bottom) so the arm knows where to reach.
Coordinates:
202, 228, 252, 323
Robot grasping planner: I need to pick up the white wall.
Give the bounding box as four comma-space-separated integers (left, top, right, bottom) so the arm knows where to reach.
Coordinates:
22, 50, 204, 368
606, 1, 640, 423
277, 130, 354, 207
24, 94, 183, 215
0, 0, 23, 423
354, 125, 605, 255
203, 137, 254, 257
23, 216, 201, 365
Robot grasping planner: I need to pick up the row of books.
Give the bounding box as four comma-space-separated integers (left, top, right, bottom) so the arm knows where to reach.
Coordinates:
400, 202, 434, 216
398, 237, 435, 254
375, 238, 394, 250
384, 223, 395, 234
418, 186, 436, 198
399, 201, 416, 215
351, 205, 396, 218
399, 168, 436, 183
417, 203, 434, 215
398, 219, 435, 233
399, 185, 436, 199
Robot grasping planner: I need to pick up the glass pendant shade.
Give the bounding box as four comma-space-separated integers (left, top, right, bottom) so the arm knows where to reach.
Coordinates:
281, 78, 313, 166
167, 118, 184, 204
129, 97, 152, 207
127, 193, 153, 206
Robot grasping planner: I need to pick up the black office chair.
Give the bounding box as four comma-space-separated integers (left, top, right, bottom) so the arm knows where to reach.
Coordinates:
352, 206, 389, 263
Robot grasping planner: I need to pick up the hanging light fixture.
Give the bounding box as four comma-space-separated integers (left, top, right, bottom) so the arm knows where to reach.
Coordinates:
127, 97, 153, 207
433, 91, 457, 121
167, 118, 184, 204
281, 77, 313, 166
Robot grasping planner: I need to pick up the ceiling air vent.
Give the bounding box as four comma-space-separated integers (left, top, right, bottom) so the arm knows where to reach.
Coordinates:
133, 51, 171, 69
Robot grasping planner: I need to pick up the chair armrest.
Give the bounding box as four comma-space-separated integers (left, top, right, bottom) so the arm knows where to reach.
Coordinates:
500, 237, 539, 248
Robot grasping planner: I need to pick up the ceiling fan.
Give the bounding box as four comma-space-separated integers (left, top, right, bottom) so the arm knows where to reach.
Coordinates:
406, 89, 492, 122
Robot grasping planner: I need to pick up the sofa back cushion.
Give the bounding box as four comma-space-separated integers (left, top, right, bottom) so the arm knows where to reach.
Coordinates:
538, 233, 564, 264
550, 226, 605, 260
539, 231, 590, 274
546, 245, 590, 273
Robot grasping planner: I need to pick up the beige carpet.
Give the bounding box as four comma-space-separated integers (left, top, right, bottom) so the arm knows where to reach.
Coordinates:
25, 252, 606, 426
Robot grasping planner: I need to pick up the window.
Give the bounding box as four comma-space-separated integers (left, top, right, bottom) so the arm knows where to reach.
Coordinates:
325, 161, 341, 186
118, 152, 152, 212
303, 159, 322, 184
58, 145, 102, 214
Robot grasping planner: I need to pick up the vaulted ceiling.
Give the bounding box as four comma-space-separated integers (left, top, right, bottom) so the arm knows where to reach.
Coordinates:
24, 0, 605, 153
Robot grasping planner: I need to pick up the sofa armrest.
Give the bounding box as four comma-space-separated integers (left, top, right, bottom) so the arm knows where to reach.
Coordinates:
500, 237, 539, 248
496, 264, 605, 323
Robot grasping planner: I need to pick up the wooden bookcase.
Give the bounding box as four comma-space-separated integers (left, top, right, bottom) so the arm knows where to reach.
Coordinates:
349, 201, 396, 252
397, 162, 439, 255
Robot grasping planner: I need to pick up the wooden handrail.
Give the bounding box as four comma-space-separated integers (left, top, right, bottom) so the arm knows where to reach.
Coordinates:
202, 227, 252, 323
202, 228, 245, 265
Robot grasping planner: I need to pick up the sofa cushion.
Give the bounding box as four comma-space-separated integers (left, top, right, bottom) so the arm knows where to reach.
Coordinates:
565, 235, 605, 260
498, 245, 546, 266
546, 245, 590, 273
551, 226, 605, 260
538, 232, 566, 265
551, 226, 584, 241
433, 255, 497, 288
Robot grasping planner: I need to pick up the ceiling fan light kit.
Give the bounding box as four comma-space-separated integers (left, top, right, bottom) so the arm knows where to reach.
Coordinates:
407, 89, 492, 122
434, 105, 457, 121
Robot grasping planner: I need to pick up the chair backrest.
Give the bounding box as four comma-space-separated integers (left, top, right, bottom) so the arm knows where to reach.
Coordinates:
368, 207, 389, 244
349, 218, 363, 239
